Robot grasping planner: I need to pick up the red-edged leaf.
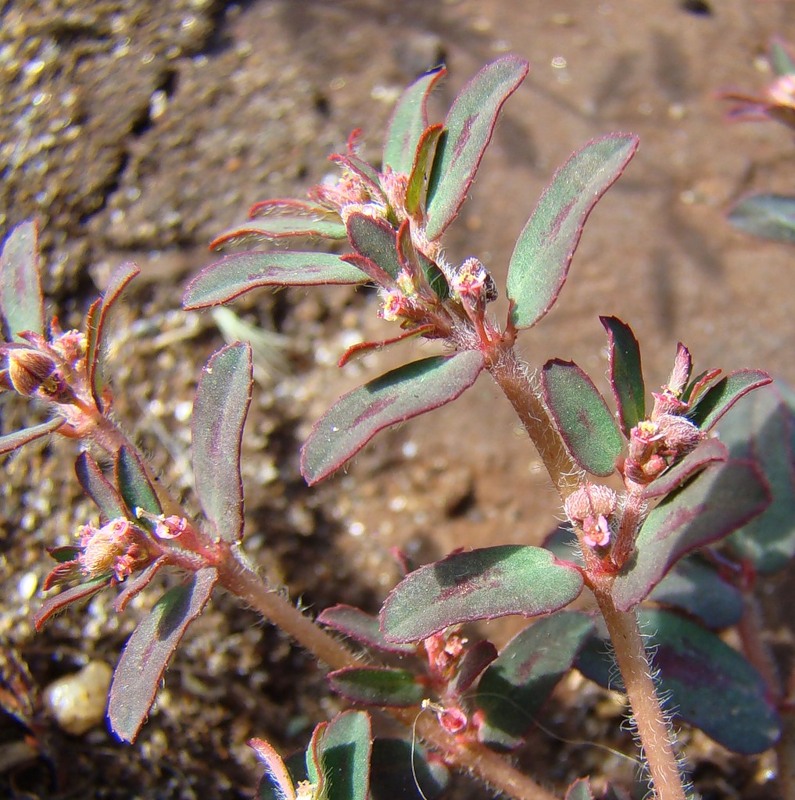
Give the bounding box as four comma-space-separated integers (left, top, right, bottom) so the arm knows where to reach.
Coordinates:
85, 262, 139, 410
450, 640, 498, 695
34, 576, 112, 630
689, 369, 771, 431
0, 418, 64, 455
75, 452, 127, 520
507, 134, 638, 330
115, 446, 162, 518
114, 556, 168, 613
565, 778, 595, 800
383, 66, 447, 175
250, 737, 297, 800
183, 252, 368, 310
317, 604, 415, 654
328, 667, 423, 707
301, 351, 484, 485
600, 316, 645, 436
108, 567, 218, 742
541, 359, 623, 476
406, 123, 443, 217
330, 153, 384, 199
210, 217, 347, 250
426, 56, 529, 240
0, 219, 45, 340
337, 325, 434, 368
613, 459, 771, 611
642, 437, 728, 499
380, 545, 583, 643
192, 343, 252, 543
346, 213, 402, 279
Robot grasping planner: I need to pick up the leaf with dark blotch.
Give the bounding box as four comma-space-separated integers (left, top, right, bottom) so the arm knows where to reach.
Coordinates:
475, 612, 594, 748
317, 711, 372, 800
381, 545, 583, 643
211, 217, 347, 249
346, 213, 403, 279
450, 640, 498, 695
86, 262, 140, 410
425, 56, 529, 241
328, 667, 424, 708
649, 554, 743, 629
641, 437, 728, 499
406, 123, 443, 217
577, 609, 780, 754
565, 779, 595, 800
301, 352, 484, 485
114, 556, 168, 613
183, 252, 368, 310
192, 343, 252, 543
728, 194, 795, 243
541, 359, 623, 476
0, 219, 45, 340
250, 737, 297, 800
689, 369, 771, 431
383, 66, 447, 175
0, 418, 64, 455
115, 446, 162, 518
722, 382, 795, 573
507, 135, 638, 330
370, 738, 449, 800
612, 459, 770, 611
34, 575, 112, 631
318, 604, 415, 654
600, 316, 645, 436
108, 567, 217, 742
76, 452, 127, 520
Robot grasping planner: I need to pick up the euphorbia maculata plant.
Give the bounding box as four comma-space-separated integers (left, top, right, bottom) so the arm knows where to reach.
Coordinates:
3, 56, 795, 800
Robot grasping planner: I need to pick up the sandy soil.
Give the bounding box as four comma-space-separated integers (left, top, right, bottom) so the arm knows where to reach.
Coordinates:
2, 1, 795, 798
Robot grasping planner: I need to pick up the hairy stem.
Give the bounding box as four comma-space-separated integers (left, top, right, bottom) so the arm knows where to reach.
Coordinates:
219, 551, 560, 800
593, 585, 688, 800
486, 344, 580, 500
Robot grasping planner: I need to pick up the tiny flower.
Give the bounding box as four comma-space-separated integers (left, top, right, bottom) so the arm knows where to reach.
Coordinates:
77, 519, 153, 582
564, 483, 617, 548
451, 258, 497, 304
379, 288, 407, 321
153, 514, 190, 540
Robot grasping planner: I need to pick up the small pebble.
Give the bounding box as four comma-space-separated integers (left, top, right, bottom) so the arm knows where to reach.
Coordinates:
44, 661, 113, 735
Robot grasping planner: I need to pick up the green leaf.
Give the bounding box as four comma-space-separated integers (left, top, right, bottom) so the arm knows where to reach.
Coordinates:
600, 316, 645, 435
346, 213, 402, 279
383, 66, 447, 175
565, 779, 595, 800
211, 217, 347, 249
425, 56, 529, 241
75, 452, 127, 520
405, 124, 443, 217
641, 437, 728, 499
507, 134, 638, 330
476, 612, 594, 748
318, 605, 415, 654
183, 252, 368, 310
301, 352, 484, 485
0, 219, 45, 340
728, 194, 795, 243
328, 667, 424, 707
192, 343, 252, 543
770, 38, 795, 76
612, 459, 770, 611
649, 555, 743, 629
108, 567, 218, 742
370, 739, 449, 800
115, 446, 162, 518
541, 359, 623, 476
689, 369, 771, 431
318, 711, 372, 800
85, 262, 140, 411
381, 545, 583, 643
0, 418, 64, 455
577, 609, 781, 754
722, 382, 795, 573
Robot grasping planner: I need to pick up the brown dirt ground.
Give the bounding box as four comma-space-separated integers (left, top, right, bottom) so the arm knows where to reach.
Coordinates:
2, 1, 795, 798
